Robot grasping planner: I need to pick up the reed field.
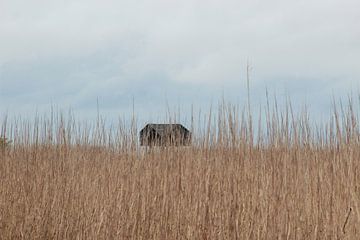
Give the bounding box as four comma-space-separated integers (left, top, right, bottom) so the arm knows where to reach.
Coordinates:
1, 97, 360, 239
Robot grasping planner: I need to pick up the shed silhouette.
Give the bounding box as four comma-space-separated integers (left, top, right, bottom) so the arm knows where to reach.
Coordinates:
140, 124, 191, 146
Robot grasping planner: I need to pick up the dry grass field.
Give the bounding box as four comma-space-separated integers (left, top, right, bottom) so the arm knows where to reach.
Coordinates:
1, 98, 360, 239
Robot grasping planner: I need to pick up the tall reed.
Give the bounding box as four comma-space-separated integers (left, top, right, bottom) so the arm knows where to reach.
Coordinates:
0, 96, 359, 239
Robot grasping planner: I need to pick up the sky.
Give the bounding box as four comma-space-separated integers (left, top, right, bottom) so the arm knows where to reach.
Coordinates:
0, 0, 359, 125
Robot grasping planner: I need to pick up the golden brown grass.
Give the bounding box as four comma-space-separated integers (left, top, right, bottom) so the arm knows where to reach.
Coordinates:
1, 98, 360, 239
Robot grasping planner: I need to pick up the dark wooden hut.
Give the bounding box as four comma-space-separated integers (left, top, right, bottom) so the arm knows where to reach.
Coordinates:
139, 124, 191, 146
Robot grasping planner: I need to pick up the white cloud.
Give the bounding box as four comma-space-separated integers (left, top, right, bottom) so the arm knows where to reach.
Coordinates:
0, 0, 359, 118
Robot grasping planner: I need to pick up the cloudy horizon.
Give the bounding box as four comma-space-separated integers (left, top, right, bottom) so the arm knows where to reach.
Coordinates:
1, 0, 359, 124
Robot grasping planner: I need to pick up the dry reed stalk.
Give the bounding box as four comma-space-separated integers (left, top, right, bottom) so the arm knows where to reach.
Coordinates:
0, 97, 359, 239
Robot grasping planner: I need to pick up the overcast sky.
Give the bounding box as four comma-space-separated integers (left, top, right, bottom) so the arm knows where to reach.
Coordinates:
0, 0, 359, 124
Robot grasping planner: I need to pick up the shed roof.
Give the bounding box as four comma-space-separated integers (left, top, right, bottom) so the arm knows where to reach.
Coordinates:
141, 124, 189, 136
140, 123, 191, 146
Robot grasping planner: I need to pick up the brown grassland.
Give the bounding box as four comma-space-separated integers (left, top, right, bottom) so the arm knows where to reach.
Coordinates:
1, 98, 360, 239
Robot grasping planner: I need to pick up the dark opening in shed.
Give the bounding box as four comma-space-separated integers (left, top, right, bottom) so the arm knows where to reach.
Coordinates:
139, 124, 191, 146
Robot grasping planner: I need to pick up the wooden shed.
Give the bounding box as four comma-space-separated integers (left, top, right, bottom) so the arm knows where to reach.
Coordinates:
139, 124, 191, 146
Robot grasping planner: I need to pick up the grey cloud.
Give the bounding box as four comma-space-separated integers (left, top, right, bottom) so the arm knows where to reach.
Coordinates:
0, 0, 359, 121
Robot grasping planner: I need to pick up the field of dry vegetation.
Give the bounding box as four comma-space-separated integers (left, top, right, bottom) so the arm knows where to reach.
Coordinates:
1, 97, 360, 239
